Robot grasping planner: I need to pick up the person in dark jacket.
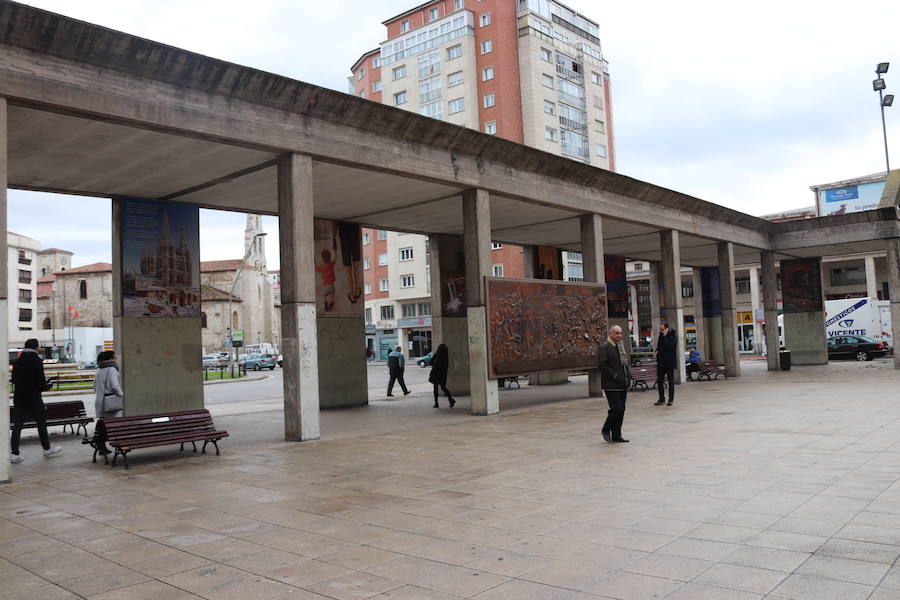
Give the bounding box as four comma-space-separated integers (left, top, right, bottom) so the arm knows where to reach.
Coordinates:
654, 323, 677, 406
597, 325, 631, 443
10, 339, 62, 463
428, 344, 455, 408
386, 346, 410, 396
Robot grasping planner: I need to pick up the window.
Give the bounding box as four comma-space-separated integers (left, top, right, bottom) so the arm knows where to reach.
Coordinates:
41, 317, 51, 329
365, 307, 373, 322
542, 74, 554, 88
359, 90, 366, 99
491, 242, 503, 249
482, 66, 494, 81
484, 120, 497, 134
17, 250, 31, 265
479, 12, 491, 26
394, 91, 408, 105
480, 39, 492, 53
455, 0, 464, 8
378, 253, 389, 266
363, 232, 371, 245
373, 80, 382, 92
831, 267, 866, 286
402, 303, 417, 318
735, 277, 751, 294
364, 282, 372, 295
633, 262, 644, 271
595, 119, 606, 134
356, 67, 365, 80
400, 19, 410, 32
79, 279, 88, 299
399, 247, 414, 261
447, 44, 462, 60
682, 280, 694, 298
377, 230, 388, 240
393, 65, 407, 80
419, 74, 442, 102
492, 264, 504, 277
201, 312, 208, 328
363, 257, 371, 270
429, 6, 439, 20
18, 308, 32, 322
566, 264, 583, 281
591, 71, 601, 85
593, 95, 602, 109
18, 289, 31, 303
379, 278, 390, 291
418, 302, 432, 316
544, 100, 555, 115
448, 71, 463, 87
540, 47, 552, 62
545, 127, 557, 141
380, 305, 395, 320
18, 269, 31, 284
372, 56, 381, 68
400, 275, 415, 288
420, 100, 443, 120
596, 144, 608, 158
483, 93, 495, 108
418, 51, 440, 78
448, 97, 465, 114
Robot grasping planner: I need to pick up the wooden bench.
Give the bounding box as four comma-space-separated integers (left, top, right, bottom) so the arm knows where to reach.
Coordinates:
695, 361, 727, 381
83, 409, 228, 469
9, 400, 93, 436
630, 365, 658, 391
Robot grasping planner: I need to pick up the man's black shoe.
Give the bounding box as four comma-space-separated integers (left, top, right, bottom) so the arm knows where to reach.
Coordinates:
612, 438, 630, 443
403, 390, 411, 395
667, 401, 673, 406
602, 431, 612, 442
654, 400, 665, 406
386, 393, 394, 397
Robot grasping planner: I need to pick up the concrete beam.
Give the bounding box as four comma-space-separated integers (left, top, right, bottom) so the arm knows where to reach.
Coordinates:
718, 242, 741, 377
887, 238, 900, 370
660, 231, 686, 383
463, 189, 498, 415
278, 153, 320, 441
760, 251, 780, 371
772, 209, 900, 250
0, 97, 9, 483
580, 213, 604, 397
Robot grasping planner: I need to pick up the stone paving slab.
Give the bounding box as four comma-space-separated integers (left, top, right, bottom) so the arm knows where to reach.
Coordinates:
2, 359, 900, 598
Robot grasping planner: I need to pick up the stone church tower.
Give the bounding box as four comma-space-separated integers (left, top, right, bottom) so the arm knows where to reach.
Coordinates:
244, 214, 266, 271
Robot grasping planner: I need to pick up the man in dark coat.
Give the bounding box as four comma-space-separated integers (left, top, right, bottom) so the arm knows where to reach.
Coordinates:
10, 339, 62, 463
655, 323, 677, 406
386, 345, 410, 396
597, 325, 631, 443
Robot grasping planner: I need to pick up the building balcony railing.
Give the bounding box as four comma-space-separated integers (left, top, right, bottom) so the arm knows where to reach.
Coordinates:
419, 88, 442, 103
559, 116, 587, 133
18, 257, 32, 266
381, 25, 474, 66
555, 63, 584, 84
561, 140, 589, 159
557, 91, 586, 109
18, 276, 32, 284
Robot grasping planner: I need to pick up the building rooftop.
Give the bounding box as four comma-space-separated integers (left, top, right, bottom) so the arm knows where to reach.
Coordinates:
200, 284, 241, 302
38, 247, 74, 254
56, 262, 112, 275
201, 259, 256, 272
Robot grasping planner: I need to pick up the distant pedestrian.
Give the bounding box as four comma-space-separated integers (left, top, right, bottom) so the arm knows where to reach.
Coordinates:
10, 339, 61, 463
366, 346, 374, 363
94, 350, 124, 418
655, 323, 677, 406
685, 348, 702, 381
597, 325, 631, 443
386, 346, 410, 396
428, 344, 455, 408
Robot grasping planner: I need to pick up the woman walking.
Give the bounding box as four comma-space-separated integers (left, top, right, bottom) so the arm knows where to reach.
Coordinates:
94, 350, 124, 418
428, 344, 455, 408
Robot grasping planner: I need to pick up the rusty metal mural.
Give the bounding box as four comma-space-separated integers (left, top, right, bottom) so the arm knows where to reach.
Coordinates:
486, 277, 608, 378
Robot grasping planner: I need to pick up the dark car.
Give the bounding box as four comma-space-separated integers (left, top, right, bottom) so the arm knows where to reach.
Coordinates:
415, 352, 433, 367
826, 335, 888, 361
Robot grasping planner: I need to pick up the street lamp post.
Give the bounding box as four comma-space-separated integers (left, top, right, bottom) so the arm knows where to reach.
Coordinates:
227, 232, 267, 375
873, 62, 893, 172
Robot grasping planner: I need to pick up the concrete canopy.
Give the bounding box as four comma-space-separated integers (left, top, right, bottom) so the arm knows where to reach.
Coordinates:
1, 2, 898, 266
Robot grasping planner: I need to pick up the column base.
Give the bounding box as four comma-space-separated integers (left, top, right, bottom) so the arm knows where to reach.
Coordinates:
467, 307, 498, 416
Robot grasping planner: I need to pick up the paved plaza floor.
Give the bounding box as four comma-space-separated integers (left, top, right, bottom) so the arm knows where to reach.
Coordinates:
3, 359, 900, 599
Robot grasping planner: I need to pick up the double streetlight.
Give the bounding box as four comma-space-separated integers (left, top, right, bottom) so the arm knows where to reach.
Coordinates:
873, 62, 894, 172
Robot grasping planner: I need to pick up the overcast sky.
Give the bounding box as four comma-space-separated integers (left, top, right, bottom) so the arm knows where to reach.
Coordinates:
9, 0, 899, 270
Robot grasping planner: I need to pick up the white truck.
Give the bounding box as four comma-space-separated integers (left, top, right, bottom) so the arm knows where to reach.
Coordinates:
777, 297, 892, 348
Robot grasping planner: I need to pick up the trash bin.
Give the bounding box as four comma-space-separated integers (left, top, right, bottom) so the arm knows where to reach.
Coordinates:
779, 349, 791, 371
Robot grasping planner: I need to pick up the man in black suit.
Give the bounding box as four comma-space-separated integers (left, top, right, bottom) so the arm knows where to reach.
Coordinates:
654, 323, 677, 406
597, 325, 631, 443
10, 338, 62, 463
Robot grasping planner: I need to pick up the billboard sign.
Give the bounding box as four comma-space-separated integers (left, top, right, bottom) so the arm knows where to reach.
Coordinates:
817, 181, 886, 216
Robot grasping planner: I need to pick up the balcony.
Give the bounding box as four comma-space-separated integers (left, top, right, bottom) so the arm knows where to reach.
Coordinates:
555, 63, 584, 84
18, 276, 32, 284
557, 90, 586, 109
18, 257, 32, 266
561, 140, 589, 160
419, 88, 442, 103
559, 115, 587, 133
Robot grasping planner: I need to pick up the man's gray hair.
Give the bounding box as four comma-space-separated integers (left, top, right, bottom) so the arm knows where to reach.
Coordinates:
610, 325, 623, 333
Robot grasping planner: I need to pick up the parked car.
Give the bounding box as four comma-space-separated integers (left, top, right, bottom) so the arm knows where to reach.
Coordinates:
202, 354, 223, 368
415, 352, 433, 367
826, 335, 888, 361
240, 353, 277, 370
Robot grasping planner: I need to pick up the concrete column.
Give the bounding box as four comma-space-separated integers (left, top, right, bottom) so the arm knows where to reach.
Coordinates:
278, 153, 320, 441
429, 234, 470, 394
865, 255, 879, 300
111, 197, 124, 395
580, 214, 604, 398
629, 284, 640, 347
760, 251, 780, 371
886, 238, 900, 369
782, 258, 828, 365
648, 261, 662, 339
0, 98, 9, 482
523, 245, 536, 278
691, 268, 709, 359
659, 231, 686, 383
749, 266, 762, 355
718, 242, 741, 377
463, 189, 498, 415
